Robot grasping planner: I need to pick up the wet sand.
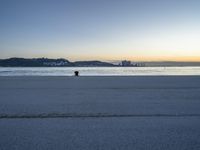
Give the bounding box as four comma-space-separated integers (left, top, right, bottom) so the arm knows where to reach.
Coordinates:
0, 76, 200, 149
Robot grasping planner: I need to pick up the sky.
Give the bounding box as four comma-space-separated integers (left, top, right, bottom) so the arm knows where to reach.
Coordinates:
0, 0, 200, 61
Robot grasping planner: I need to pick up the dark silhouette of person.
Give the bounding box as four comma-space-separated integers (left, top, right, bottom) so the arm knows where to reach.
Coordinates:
74, 71, 79, 76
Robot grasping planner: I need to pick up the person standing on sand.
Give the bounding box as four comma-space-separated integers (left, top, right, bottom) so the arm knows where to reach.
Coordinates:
74, 71, 79, 76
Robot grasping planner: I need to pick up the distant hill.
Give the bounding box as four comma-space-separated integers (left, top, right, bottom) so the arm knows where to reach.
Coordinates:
0, 58, 72, 67
74, 61, 114, 67
0, 58, 115, 67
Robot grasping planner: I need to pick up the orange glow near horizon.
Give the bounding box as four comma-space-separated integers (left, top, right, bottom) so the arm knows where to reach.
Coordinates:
2, 51, 200, 62
67, 55, 200, 62
120, 56, 200, 62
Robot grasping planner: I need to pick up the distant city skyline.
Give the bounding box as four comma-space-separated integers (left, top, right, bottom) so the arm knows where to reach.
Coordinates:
1, 0, 200, 62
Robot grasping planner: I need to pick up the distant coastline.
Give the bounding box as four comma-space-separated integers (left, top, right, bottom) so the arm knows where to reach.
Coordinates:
0, 58, 144, 67
0, 58, 114, 67
0, 58, 200, 67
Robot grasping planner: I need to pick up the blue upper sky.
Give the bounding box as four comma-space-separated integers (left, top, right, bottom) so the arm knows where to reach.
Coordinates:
1, 0, 200, 61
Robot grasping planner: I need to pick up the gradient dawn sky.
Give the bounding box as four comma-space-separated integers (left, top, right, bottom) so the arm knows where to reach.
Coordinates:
1, 0, 200, 61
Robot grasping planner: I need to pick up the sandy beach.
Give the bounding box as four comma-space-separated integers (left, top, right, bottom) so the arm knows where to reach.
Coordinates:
0, 76, 200, 149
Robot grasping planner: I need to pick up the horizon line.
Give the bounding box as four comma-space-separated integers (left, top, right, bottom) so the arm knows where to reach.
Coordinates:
1, 57, 200, 63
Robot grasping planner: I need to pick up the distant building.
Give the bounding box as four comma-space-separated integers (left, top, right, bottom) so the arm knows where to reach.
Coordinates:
120, 60, 145, 67
43, 61, 69, 66
121, 60, 132, 66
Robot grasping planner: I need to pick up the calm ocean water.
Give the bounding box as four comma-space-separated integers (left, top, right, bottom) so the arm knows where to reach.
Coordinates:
0, 67, 200, 76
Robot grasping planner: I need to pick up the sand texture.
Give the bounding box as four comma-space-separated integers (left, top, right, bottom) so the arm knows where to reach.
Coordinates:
0, 76, 200, 150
